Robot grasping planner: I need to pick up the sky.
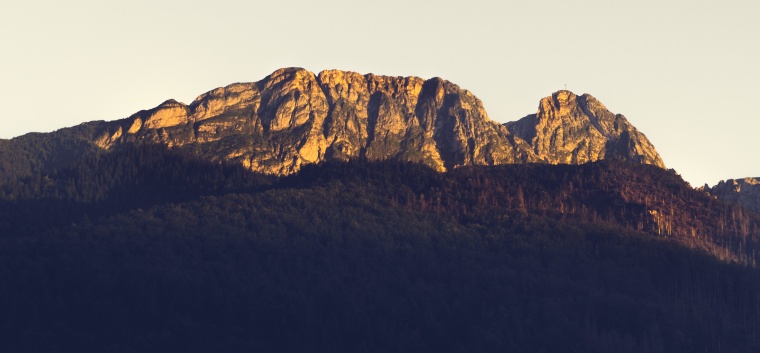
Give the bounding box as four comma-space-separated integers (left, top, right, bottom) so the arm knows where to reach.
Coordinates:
1, 0, 758, 186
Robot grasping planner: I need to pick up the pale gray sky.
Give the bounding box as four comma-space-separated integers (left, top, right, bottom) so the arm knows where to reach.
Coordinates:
1, 0, 758, 186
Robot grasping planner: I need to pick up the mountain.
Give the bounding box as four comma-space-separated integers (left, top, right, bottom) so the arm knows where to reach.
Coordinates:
704, 177, 760, 212
4, 69, 760, 352
505, 90, 665, 167
0, 68, 664, 181
90, 68, 537, 174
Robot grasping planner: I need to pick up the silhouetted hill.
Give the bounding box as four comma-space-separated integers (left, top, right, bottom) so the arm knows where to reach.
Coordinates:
0, 123, 104, 184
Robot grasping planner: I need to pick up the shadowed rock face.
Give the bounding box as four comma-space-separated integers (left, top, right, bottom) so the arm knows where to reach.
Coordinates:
505, 90, 665, 168
703, 178, 760, 212
3, 69, 667, 178
92, 67, 538, 174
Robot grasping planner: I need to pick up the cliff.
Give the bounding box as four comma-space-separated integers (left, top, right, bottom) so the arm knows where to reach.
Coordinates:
92, 68, 537, 174
505, 90, 665, 167
703, 177, 760, 212
1, 69, 666, 179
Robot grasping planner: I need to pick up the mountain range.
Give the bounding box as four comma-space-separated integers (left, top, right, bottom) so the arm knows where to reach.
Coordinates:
2, 67, 757, 257
0, 68, 664, 181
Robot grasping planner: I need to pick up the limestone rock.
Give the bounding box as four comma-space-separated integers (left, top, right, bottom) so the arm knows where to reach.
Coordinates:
190, 82, 260, 123
143, 99, 190, 130
703, 178, 760, 212
90, 68, 538, 175
12, 69, 667, 178
506, 90, 665, 168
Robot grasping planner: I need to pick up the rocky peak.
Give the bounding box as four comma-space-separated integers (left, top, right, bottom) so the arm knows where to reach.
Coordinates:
506, 90, 665, 168
189, 82, 260, 123
50, 69, 667, 177
87, 68, 537, 175
544, 90, 577, 117
704, 177, 760, 212
143, 99, 190, 129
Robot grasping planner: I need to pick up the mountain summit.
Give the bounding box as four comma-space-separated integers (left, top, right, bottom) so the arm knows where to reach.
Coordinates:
93, 67, 537, 174
506, 90, 665, 168
1, 68, 664, 178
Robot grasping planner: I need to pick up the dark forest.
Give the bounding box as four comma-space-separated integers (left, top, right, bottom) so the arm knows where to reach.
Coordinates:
1, 145, 759, 352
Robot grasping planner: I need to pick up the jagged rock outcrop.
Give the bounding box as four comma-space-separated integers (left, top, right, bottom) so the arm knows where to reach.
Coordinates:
506, 90, 665, 168
2, 69, 666, 179
91, 67, 537, 174
703, 178, 760, 212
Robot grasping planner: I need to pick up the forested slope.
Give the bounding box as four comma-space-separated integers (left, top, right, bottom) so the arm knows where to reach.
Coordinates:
1, 146, 759, 352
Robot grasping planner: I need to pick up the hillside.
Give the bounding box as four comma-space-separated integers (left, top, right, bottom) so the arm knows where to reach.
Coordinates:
1, 146, 758, 352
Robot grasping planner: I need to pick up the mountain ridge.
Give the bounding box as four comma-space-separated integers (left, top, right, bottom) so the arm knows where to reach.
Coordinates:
4, 69, 760, 353
1, 68, 664, 181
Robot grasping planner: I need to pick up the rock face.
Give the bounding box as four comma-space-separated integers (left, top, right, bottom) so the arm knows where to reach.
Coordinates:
3, 68, 666, 178
703, 178, 760, 212
505, 90, 665, 168
92, 68, 538, 175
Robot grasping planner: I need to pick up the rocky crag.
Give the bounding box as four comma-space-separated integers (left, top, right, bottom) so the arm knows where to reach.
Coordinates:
505, 90, 665, 168
1, 68, 665, 178
703, 178, 760, 212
